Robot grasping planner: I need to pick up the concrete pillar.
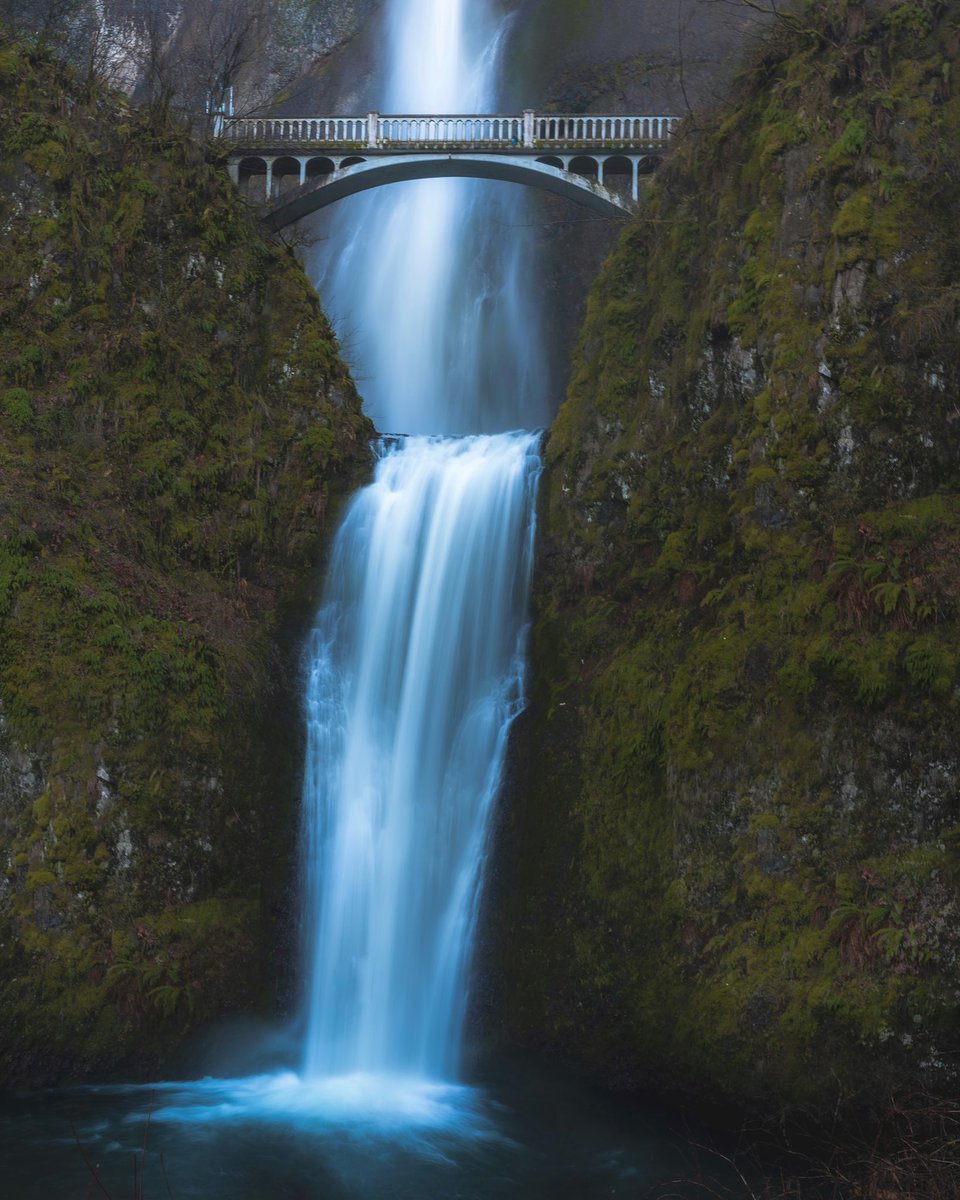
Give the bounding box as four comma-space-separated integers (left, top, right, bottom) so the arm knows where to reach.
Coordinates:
367, 113, 379, 149
227, 159, 239, 184
632, 157, 639, 202
265, 157, 274, 201
597, 157, 605, 187
299, 157, 307, 185
523, 109, 535, 148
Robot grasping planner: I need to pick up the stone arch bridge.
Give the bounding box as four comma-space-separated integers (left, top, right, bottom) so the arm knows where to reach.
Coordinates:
223, 111, 677, 228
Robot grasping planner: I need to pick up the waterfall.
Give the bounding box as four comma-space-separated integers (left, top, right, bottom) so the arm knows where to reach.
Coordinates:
305, 0, 550, 437
300, 0, 547, 1085
301, 435, 540, 1078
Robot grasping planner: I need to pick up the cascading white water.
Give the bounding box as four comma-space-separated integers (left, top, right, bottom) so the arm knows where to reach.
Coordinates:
307, 0, 550, 436
302, 435, 540, 1078
300, 0, 547, 1085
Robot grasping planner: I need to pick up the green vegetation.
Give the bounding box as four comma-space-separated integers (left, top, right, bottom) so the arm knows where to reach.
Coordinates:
500, 0, 960, 1115
0, 40, 372, 1082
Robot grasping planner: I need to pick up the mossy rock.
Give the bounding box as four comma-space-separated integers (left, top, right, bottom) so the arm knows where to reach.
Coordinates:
0, 40, 372, 1084
493, 0, 960, 1118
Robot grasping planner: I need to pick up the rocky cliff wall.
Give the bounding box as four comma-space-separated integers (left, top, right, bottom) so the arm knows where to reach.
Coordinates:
0, 40, 371, 1082
492, 0, 960, 1115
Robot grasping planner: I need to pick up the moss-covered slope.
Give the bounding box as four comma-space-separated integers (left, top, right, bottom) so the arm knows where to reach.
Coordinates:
496, 0, 960, 1113
0, 42, 372, 1082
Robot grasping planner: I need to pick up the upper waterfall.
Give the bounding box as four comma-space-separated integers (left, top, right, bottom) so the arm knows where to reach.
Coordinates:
306, 0, 550, 436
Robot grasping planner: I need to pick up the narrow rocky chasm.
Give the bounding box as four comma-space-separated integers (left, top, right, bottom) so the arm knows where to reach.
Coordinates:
490, 0, 960, 1117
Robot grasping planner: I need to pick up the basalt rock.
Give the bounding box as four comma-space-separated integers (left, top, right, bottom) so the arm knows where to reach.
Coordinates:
492, 0, 960, 1116
0, 41, 372, 1084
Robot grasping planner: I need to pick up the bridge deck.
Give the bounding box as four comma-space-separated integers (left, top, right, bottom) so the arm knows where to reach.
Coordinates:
221, 111, 677, 154
221, 111, 679, 225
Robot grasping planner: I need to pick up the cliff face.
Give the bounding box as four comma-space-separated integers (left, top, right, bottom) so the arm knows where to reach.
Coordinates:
494, 0, 960, 1113
0, 42, 371, 1082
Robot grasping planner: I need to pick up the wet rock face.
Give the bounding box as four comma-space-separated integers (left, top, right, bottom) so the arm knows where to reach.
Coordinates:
0, 43, 371, 1084
490, 1, 960, 1116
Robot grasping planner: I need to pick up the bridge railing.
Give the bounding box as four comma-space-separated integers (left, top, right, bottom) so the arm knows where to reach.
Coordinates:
221, 111, 677, 150
377, 115, 523, 144
533, 114, 675, 145
223, 116, 369, 144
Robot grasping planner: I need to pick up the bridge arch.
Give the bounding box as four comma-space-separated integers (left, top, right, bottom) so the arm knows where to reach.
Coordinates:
306, 157, 336, 179
273, 156, 304, 197
259, 153, 645, 230
569, 155, 599, 179
238, 156, 268, 203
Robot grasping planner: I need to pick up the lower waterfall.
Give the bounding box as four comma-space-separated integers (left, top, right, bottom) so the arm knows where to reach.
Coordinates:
301, 432, 542, 1081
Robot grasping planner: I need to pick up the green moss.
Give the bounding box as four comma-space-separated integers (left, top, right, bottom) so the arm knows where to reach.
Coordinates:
832, 190, 873, 239
502, 0, 960, 1117
0, 40, 373, 1084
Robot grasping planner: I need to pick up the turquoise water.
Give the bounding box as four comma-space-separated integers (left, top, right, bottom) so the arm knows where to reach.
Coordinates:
0, 1060, 732, 1199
